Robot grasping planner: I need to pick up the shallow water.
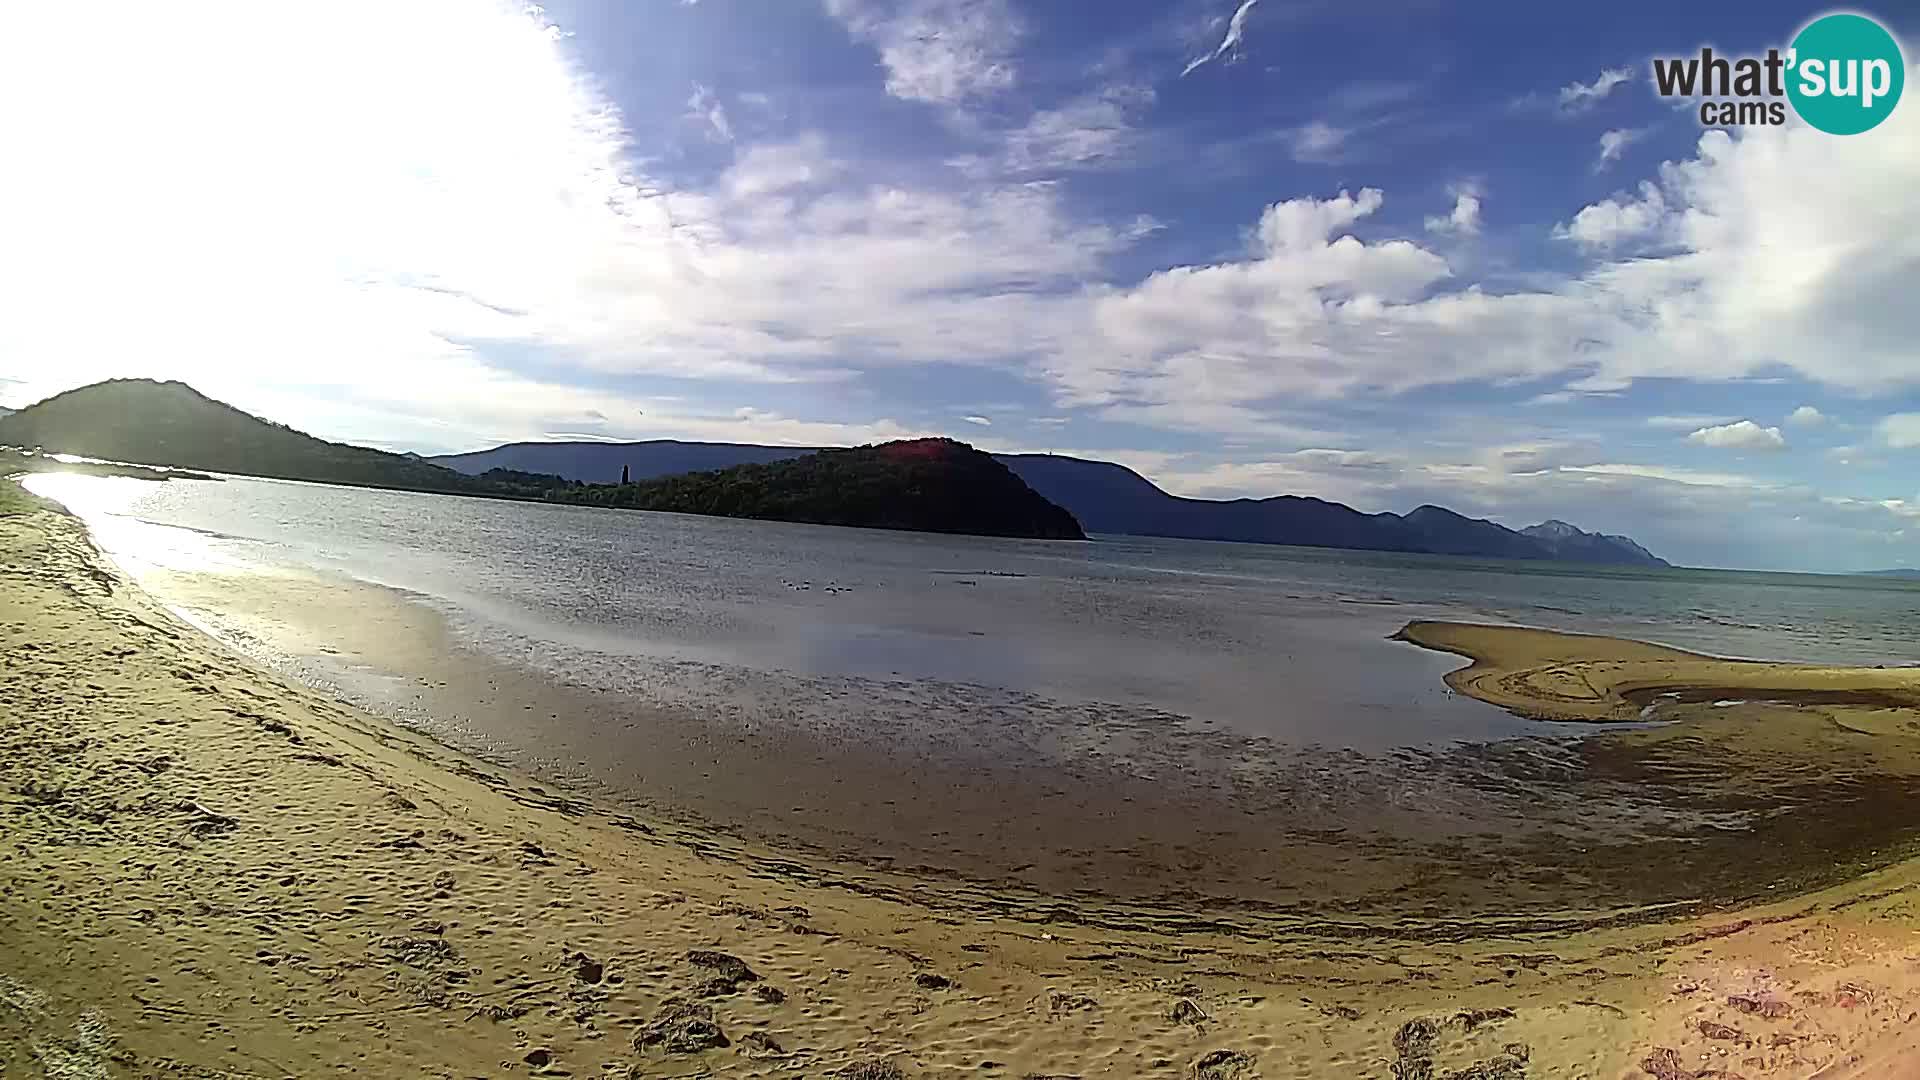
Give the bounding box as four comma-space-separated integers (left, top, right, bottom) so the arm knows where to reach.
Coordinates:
25, 470, 1920, 915
27, 471, 1920, 753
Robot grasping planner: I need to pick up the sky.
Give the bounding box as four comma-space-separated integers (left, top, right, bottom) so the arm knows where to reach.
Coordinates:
1, 1, 1918, 572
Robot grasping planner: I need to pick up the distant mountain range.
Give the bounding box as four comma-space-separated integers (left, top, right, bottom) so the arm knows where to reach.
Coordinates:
0, 380, 1672, 562
434, 439, 1671, 567
1860, 568, 1920, 580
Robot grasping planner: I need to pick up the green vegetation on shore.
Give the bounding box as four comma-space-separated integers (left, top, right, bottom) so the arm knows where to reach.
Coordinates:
553, 438, 1086, 540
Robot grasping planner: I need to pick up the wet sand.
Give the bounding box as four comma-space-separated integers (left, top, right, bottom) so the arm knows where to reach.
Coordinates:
112, 563, 1920, 932
6, 486, 1920, 1076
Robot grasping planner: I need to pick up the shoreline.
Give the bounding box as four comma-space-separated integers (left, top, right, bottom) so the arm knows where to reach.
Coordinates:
5, 486, 1920, 1075
122, 553, 1920, 928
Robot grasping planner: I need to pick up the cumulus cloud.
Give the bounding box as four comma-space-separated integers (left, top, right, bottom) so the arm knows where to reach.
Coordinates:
1595, 127, 1644, 170
1559, 66, 1632, 111
1048, 187, 1560, 412
826, 0, 1020, 105
1182, 0, 1260, 77
1685, 420, 1787, 451
1423, 184, 1482, 236
1039, 91, 1920, 434
1555, 182, 1667, 251
1877, 414, 1920, 448
1048, 187, 1575, 417
1786, 405, 1827, 427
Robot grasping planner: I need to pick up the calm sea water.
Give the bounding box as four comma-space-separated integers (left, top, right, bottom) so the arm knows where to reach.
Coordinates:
28, 472, 1920, 753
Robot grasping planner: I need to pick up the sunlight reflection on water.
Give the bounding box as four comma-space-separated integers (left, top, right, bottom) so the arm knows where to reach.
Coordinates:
22, 473, 273, 577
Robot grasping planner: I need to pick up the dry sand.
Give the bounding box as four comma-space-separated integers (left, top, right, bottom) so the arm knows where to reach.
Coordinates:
5, 486, 1920, 1077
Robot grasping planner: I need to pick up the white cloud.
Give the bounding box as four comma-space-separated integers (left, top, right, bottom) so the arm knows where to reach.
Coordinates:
1156, 448, 1403, 501
1555, 182, 1667, 251
1646, 414, 1737, 430
963, 84, 1155, 175
1685, 420, 1787, 451
1253, 187, 1388, 250
962, 414, 992, 426
6, 0, 1919, 501
685, 83, 733, 142
826, 0, 1020, 105
1423, 184, 1482, 237
1047, 188, 1579, 411
1039, 88, 1920, 432
1181, 0, 1260, 77
1877, 414, 1920, 448
1554, 108, 1920, 391
1559, 66, 1632, 112
1595, 127, 1644, 170
1558, 462, 1774, 488
724, 134, 839, 198
1786, 405, 1827, 427
0, 0, 1148, 448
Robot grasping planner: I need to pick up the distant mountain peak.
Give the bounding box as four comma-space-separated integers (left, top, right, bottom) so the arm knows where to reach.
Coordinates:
0, 378, 554, 497
1519, 519, 1666, 566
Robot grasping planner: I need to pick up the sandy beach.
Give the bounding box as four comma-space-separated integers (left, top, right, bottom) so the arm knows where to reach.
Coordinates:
6, 483, 1920, 1078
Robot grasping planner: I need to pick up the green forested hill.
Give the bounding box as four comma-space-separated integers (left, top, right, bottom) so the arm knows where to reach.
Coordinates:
0, 380, 547, 495
554, 438, 1086, 539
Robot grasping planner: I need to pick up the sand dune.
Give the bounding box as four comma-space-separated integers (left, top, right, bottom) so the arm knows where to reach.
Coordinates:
4, 487, 1919, 1077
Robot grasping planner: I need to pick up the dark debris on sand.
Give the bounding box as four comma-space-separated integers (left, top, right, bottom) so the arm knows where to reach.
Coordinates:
685, 949, 759, 996
1192, 1048, 1256, 1079
634, 998, 729, 1054
1392, 1014, 1531, 1080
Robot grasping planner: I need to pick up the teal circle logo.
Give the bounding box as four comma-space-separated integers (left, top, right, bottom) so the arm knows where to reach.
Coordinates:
1787, 13, 1905, 135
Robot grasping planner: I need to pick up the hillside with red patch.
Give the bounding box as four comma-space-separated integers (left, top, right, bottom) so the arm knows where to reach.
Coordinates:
556, 438, 1084, 540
